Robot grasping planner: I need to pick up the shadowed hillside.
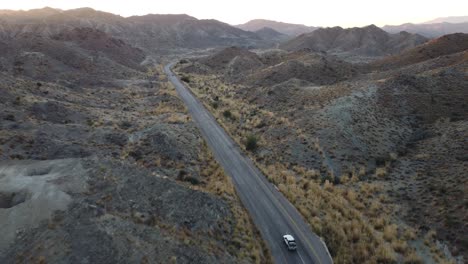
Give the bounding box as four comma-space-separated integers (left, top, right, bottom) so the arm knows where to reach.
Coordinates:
371, 33, 468, 69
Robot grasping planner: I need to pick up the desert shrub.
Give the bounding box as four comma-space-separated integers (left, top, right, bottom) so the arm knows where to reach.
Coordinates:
177, 170, 188, 180
4, 114, 15, 121
181, 76, 190, 83
129, 150, 143, 160
376, 167, 387, 178
383, 224, 398, 242
13, 96, 21, 105
391, 239, 408, 254
223, 110, 232, 119
211, 101, 219, 109
185, 175, 201, 185
375, 156, 387, 166
404, 252, 424, 264
245, 134, 258, 151
376, 244, 397, 264
119, 120, 133, 130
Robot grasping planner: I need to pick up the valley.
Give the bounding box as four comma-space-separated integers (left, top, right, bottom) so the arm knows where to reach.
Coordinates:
173, 33, 467, 263
0, 6, 467, 264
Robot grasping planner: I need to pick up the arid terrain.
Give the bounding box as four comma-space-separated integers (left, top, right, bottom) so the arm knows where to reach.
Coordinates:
0, 16, 271, 263
175, 32, 468, 263
0, 6, 467, 264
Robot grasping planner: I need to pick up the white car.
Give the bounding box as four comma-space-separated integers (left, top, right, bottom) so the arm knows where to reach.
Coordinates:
283, 234, 297, 251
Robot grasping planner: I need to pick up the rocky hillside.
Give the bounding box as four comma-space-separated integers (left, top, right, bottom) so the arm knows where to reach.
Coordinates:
0, 16, 271, 263
371, 33, 468, 69
0, 7, 271, 54
52, 27, 145, 70
254, 27, 289, 43
0, 27, 145, 85
280, 25, 428, 58
236, 19, 316, 36
181, 47, 359, 85
175, 34, 467, 263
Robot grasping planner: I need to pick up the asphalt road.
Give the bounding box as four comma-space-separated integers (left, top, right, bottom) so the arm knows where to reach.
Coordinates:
165, 63, 333, 264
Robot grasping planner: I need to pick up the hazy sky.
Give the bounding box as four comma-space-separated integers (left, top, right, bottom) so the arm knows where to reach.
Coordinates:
1, 0, 467, 27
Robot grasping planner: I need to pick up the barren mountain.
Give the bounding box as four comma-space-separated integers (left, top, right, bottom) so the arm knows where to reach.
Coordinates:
382, 22, 468, 38
371, 33, 468, 69
254, 27, 289, 43
0, 27, 145, 85
0, 12, 271, 263
2, 5, 466, 264
181, 47, 359, 85
281, 25, 428, 58
52, 27, 146, 70
236, 19, 317, 36
0, 7, 271, 54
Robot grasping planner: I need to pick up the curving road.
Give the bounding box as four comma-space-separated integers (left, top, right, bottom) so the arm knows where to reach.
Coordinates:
165, 63, 333, 264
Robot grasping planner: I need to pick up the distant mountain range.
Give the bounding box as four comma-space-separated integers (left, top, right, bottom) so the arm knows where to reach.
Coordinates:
1, 7, 466, 54
280, 25, 428, 57
423, 16, 468, 24
236, 19, 317, 36
0, 7, 272, 54
383, 22, 468, 38
383, 16, 468, 38
237, 16, 468, 40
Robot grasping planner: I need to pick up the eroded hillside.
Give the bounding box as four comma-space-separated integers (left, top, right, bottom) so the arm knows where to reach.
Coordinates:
0, 7, 272, 54
0, 27, 271, 263
174, 34, 467, 263
280, 25, 428, 62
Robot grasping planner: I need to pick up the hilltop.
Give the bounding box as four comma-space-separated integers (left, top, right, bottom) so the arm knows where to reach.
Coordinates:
280, 25, 428, 60
181, 47, 359, 85
371, 33, 468, 69
236, 19, 317, 36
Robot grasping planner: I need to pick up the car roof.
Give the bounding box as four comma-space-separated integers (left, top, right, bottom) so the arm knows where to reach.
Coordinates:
284, 235, 295, 241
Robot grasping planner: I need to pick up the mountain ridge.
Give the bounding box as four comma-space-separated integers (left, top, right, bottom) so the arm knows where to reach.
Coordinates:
236, 19, 317, 36
280, 24, 428, 58
423, 16, 468, 24
383, 21, 468, 38
0, 7, 270, 54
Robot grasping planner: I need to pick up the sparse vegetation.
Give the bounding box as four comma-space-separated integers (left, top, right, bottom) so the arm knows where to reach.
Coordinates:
245, 134, 258, 151
173, 61, 460, 263
193, 141, 271, 263
223, 110, 232, 119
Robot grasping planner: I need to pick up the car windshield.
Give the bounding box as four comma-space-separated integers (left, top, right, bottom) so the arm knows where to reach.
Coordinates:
289, 241, 296, 246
